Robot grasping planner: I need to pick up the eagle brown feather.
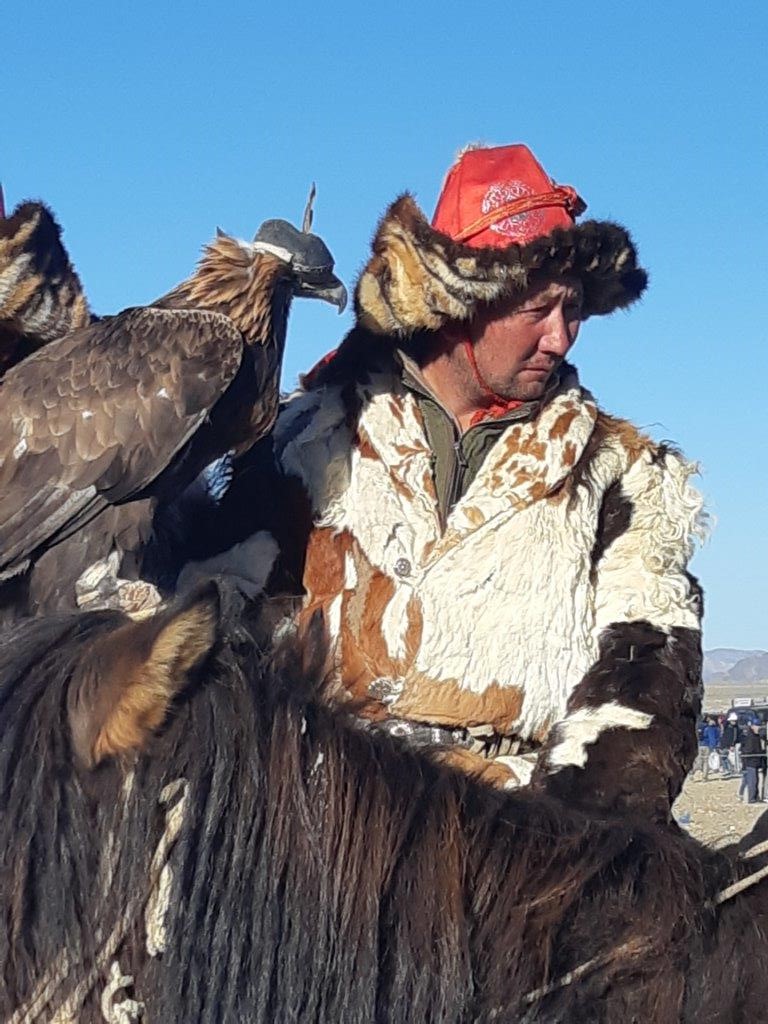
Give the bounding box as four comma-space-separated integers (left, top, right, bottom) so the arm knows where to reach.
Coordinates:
158, 236, 291, 339
0, 224, 328, 621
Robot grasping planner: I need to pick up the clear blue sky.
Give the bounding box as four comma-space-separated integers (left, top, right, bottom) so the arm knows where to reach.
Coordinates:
4, 1, 767, 648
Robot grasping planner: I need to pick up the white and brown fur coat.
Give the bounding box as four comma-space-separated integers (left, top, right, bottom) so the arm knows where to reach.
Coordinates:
196, 196, 704, 821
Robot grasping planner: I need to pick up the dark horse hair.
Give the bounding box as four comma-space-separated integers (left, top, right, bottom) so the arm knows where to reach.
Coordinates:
1, 586, 766, 1023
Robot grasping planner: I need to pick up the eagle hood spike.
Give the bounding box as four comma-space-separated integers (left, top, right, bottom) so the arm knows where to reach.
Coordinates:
302, 183, 316, 233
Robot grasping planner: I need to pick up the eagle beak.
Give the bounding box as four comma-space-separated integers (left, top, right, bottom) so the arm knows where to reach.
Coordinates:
293, 271, 348, 314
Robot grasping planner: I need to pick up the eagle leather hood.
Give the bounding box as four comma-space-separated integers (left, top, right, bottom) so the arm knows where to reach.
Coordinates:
309, 192, 647, 387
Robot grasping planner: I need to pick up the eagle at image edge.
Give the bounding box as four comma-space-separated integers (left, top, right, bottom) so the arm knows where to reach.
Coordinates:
0, 198, 346, 620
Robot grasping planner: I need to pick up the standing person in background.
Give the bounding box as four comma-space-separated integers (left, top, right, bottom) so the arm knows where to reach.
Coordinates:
720, 712, 740, 777
695, 716, 721, 780
738, 721, 764, 804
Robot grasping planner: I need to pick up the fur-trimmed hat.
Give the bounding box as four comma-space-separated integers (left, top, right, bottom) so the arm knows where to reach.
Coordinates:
306, 145, 648, 387
355, 145, 647, 337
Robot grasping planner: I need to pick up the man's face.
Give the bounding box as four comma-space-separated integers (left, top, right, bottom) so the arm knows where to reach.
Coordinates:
468, 278, 583, 401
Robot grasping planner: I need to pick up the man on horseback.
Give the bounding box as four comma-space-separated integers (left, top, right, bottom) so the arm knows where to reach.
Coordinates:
2, 144, 705, 823
193, 143, 704, 822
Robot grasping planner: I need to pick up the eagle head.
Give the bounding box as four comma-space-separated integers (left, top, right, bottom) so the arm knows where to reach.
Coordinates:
251, 219, 347, 313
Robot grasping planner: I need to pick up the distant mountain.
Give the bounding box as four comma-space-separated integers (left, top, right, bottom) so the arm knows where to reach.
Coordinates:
727, 652, 768, 683
704, 648, 768, 684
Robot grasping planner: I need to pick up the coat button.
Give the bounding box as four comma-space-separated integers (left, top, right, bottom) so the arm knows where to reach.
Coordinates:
393, 557, 412, 578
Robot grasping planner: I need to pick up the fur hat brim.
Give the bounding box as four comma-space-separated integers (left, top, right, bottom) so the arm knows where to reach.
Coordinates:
354, 194, 647, 338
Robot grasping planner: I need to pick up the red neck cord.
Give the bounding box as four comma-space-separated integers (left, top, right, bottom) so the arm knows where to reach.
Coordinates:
463, 339, 523, 427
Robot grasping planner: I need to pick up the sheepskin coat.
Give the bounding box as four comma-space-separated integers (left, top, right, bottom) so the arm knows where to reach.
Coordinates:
263, 358, 702, 802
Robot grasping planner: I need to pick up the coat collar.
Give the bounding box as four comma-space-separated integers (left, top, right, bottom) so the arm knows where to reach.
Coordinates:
348, 364, 598, 563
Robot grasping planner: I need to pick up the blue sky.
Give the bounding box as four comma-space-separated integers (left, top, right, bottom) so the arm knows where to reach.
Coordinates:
4, 1, 767, 648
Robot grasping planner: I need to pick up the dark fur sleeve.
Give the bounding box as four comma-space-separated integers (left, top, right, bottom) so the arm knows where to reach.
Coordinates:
533, 617, 703, 821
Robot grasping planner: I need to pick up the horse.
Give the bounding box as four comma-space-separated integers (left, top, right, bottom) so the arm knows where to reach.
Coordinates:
1, 583, 765, 1023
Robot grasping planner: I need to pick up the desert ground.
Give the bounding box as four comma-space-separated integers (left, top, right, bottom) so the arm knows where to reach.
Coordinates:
673, 679, 768, 847
674, 767, 766, 847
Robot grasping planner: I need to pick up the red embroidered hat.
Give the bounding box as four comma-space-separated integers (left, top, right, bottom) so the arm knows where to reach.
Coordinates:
432, 144, 587, 249
306, 143, 648, 391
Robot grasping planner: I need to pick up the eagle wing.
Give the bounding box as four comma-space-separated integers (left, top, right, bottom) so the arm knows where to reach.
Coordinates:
0, 306, 245, 577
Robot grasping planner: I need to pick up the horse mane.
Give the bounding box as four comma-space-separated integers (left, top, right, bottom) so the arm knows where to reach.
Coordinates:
0, 595, 757, 1022
0, 608, 174, 1014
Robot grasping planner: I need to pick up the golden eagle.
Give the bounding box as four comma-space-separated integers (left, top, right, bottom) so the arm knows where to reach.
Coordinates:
0, 193, 346, 620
